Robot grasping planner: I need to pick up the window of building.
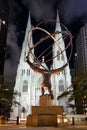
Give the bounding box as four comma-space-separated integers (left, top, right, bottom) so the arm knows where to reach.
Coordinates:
22, 69, 25, 76
59, 80, 64, 92
27, 69, 30, 75
61, 55, 64, 60
23, 80, 28, 92
57, 51, 60, 60
21, 107, 26, 113
24, 51, 26, 61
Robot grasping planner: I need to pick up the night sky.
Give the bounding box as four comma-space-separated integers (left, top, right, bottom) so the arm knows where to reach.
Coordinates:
4, 0, 87, 87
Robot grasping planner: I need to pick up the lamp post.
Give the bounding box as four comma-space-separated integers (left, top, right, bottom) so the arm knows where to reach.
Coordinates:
0, 19, 5, 31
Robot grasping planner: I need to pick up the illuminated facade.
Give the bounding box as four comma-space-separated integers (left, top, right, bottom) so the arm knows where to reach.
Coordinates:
11, 11, 72, 118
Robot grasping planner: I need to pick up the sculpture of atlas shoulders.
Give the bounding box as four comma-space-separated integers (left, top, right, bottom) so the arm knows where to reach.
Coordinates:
26, 20, 73, 98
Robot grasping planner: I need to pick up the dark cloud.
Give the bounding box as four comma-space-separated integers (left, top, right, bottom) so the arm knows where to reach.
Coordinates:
21, 0, 87, 24
8, 0, 22, 23
4, 23, 21, 85
22, 0, 57, 21
4, 0, 87, 86
58, 0, 87, 24
4, 0, 22, 86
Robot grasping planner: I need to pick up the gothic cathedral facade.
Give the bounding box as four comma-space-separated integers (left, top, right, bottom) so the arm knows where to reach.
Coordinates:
11, 11, 72, 118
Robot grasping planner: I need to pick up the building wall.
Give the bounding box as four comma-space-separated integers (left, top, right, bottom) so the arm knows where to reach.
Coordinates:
75, 24, 87, 74
75, 23, 87, 114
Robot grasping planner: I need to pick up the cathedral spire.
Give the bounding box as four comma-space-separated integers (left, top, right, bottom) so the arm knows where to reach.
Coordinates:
20, 12, 33, 63
53, 10, 67, 70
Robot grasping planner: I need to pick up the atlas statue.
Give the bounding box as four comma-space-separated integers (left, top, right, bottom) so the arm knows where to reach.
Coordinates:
26, 20, 73, 99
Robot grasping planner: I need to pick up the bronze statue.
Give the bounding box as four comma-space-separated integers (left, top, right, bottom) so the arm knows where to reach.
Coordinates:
26, 20, 73, 99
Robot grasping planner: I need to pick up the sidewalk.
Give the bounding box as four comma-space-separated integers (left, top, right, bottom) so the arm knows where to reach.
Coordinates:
0, 123, 87, 130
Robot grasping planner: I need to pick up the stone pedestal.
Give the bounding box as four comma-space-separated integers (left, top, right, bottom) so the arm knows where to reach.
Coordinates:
40, 94, 54, 106
26, 94, 66, 127
32, 106, 63, 115
27, 106, 63, 126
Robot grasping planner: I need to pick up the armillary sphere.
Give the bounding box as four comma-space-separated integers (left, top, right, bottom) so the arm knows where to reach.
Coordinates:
26, 20, 73, 98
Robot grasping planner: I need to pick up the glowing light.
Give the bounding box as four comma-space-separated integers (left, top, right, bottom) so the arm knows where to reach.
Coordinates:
0, 19, 5, 25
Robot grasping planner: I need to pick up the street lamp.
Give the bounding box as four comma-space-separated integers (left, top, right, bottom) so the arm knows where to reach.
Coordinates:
0, 19, 5, 31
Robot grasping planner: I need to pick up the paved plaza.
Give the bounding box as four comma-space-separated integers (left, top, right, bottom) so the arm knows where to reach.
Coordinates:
0, 123, 87, 130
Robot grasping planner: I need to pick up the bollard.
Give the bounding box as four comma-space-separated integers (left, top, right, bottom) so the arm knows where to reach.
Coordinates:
16, 116, 19, 125
72, 117, 75, 125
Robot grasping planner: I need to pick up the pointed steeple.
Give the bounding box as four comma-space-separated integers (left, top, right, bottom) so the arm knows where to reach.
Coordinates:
20, 12, 33, 63
53, 10, 67, 70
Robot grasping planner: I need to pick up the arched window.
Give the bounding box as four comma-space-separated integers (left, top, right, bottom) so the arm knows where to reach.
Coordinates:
21, 107, 26, 113
59, 80, 64, 92
23, 80, 28, 92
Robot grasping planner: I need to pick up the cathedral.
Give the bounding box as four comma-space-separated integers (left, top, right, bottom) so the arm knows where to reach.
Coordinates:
11, 11, 72, 118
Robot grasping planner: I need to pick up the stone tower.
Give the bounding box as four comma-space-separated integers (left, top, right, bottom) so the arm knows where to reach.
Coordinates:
11, 11, 71, 118
51, 12, 71, 114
